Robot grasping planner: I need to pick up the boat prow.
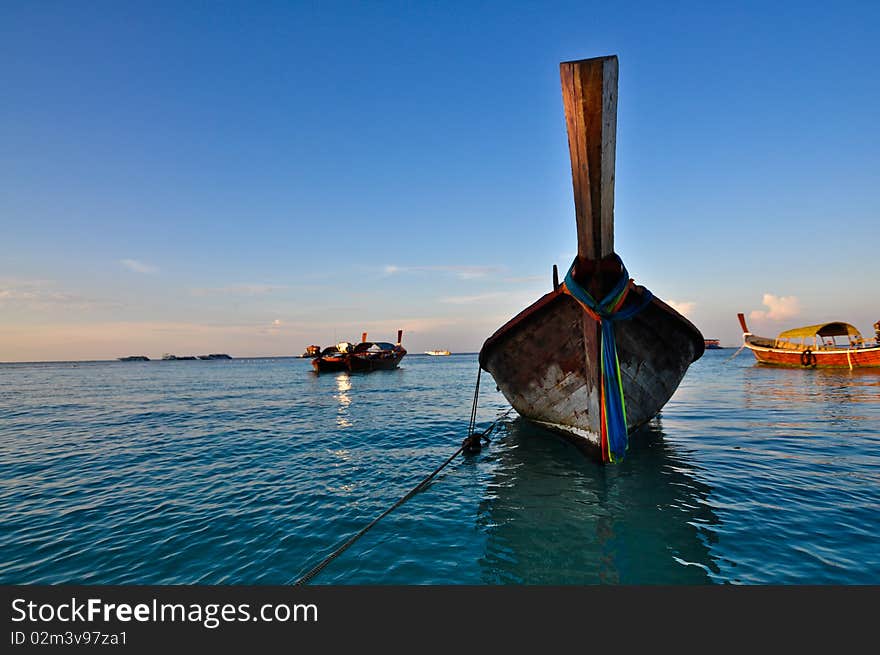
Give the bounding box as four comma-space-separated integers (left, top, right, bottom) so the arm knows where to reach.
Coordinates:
480, 268, 703, 459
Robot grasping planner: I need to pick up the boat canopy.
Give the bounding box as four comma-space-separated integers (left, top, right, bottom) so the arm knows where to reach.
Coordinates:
777, 322, 862, 339
352, 341, 396, 353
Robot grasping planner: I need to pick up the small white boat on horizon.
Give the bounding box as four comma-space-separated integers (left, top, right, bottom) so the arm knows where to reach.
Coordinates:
424, 349, 451, 356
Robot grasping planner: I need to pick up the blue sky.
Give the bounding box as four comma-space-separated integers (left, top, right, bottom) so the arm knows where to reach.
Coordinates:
1, 1, 878, 361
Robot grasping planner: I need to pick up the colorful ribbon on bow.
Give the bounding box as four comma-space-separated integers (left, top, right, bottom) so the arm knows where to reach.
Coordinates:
561, 256, 653, 463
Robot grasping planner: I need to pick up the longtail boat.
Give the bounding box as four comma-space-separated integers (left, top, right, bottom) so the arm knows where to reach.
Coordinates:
301, 345, 321, 358
737, 313, 880, 369
312, 342, 353, 373
348, 331, 406, 372
479, 56, 704, 463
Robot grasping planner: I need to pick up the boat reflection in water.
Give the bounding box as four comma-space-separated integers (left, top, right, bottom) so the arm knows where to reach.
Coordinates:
475, 417, 720, 584
742, 364, 880, 433
335, 374, 353, 429
744, 364, 880, 406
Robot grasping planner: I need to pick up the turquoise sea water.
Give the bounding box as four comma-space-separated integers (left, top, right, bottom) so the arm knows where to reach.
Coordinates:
1, 350, 878, 584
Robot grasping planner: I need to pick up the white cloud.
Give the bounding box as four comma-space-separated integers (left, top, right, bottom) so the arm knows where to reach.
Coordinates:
440, 292, 510, 304
120, 259, 158, 274
504, 275, 545, 284
190, 284, 287, 297
453, 266, 500, 280
0, 280, 108, 311
749, 294, 801, 321
0, 288, 39, 302
667, 300, 695, 317
382, 265, 503, 280
263, 318, 285, 335
0, 277, 54, 288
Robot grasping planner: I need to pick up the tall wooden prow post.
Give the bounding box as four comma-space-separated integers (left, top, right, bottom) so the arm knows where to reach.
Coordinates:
560, 55, 619, 429
560, 55, 618, 278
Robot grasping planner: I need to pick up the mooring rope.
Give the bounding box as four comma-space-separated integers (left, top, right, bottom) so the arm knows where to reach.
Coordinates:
292, 381, 512, 586
724, 343, 746, 363
467, 366, 482, 438
292, 443, 465, 586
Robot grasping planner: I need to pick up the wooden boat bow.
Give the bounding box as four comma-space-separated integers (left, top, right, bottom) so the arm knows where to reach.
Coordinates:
479, 55, 704, 462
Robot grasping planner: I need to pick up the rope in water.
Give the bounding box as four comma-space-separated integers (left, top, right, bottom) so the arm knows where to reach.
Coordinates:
292, 444, 464, 586
292, 370, 511, 586
561, 255, 653, 463
724, 343, 747, 363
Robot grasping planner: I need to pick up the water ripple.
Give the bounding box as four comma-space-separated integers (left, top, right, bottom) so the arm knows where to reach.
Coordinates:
1, 353, 879, 584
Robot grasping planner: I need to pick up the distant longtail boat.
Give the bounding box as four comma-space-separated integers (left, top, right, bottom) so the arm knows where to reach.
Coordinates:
347, 330, 407, 372
737, 313, 880, 369
311, 331, 406, 373
312, 342, 353, 373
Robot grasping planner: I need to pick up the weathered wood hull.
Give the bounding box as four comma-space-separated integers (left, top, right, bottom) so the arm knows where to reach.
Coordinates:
312, 356, 348, 373
347, 351, 406, 372
744, 337, 880, 368
479, 287, 703, 458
